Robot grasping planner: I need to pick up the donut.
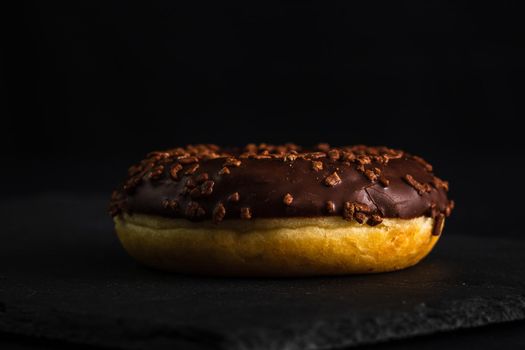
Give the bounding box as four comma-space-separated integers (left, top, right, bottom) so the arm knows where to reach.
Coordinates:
109, 144, 454, 276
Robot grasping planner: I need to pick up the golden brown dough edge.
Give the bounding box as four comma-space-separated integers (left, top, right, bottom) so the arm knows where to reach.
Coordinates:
114, 214, 442, 277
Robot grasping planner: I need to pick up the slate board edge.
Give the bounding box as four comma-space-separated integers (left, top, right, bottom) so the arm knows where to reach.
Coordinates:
227, 294, 525, 349
1, 294, 525, 350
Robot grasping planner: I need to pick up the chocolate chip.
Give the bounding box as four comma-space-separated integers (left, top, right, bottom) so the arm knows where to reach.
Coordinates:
240, 207, 252, 219
213, 203, 226, 223
324, 172, 342, 187
283, 193, 294, 206
326, 201, 336, 214
311, 161, 323, 171
228, 192, 240, 202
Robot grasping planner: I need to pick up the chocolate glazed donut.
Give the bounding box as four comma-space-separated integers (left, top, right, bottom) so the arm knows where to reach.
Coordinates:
110, 144, 454, 276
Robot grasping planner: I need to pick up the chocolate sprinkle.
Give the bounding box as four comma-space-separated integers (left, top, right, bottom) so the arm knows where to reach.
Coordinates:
379, 175, 390, 187
110, 144, 453, 227
184, 163, 199, 175
445, 200, 455, 217
185, 178, 197, 189
200, 180, 215, 196
189, 187, 201, 198
354, 212, 367, 224
283, 193, 294, 206
343, 202, 355, 221
161, 199, 179, 211
432, 176, 449, 191
213, 203, 226, 223
224, 158, 241, 167
364, 169, 378, 182
179, 157, 198, 164
433, 214, 445, 235
195, 173, 209, 184
185, 201, 205, 218
240, 207, 252, 220
227, 192, 240, 202
170, 164, 183, 180
354, 203, 371, 213
311, 161, 323, 171
328, 149, 340, 160
218, 167, 230, 175
368, 214, 383, 226
404, 174, 432, 195
325, 201, 336, 214
324, 172, 342, 187
148, 165, 164, 180
413, 155, 433, 172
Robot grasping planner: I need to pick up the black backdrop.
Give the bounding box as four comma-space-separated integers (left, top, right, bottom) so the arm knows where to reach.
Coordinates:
3, 1, 525, 237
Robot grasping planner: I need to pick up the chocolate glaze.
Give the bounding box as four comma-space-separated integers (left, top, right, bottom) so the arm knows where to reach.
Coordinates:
110, 144, 453, 233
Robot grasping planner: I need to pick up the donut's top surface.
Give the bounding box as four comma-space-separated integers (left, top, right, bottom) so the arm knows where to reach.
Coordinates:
110, 144, 453, 231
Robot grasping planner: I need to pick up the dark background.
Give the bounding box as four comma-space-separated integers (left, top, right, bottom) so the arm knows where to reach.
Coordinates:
3, 1, 525, 237
2, 3, 525, 348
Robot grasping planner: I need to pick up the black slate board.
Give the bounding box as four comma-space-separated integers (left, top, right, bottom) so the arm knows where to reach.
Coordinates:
1, 194, 525, 349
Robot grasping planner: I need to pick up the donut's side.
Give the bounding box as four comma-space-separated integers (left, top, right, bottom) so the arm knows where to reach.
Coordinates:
114, 214, 441, 276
